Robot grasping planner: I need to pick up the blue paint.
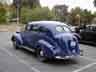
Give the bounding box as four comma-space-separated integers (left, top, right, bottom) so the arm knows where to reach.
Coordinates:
12, 21, 80, 59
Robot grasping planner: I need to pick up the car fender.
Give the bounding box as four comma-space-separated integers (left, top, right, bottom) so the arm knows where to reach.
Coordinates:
73, 33, 80, 41
13, 33, 23, 44
37, 40, 55, 57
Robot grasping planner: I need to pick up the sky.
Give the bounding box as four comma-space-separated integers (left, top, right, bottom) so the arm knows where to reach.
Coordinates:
6, 0, 96, 12
0, 0, 13, 5
40, 0, 96, 12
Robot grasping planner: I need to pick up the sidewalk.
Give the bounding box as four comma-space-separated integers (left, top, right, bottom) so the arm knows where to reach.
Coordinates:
0, 24, 23, 32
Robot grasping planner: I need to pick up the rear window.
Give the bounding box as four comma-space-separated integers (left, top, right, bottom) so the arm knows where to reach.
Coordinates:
56, 25, 71, 33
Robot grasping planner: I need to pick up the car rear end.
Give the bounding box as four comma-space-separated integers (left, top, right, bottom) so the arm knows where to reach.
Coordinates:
53, 33, 81, 60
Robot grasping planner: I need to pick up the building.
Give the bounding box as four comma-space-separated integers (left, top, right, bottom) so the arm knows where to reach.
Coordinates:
54, 5, 68, 16
53, 4, 68, 22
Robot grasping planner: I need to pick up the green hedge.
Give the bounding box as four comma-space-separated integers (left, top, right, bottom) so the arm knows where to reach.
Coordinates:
0, 6, 7, 23
21, 7, 58, 24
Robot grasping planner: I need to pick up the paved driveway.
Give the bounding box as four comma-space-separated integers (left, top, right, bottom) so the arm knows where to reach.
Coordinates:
0, 32, 96, 72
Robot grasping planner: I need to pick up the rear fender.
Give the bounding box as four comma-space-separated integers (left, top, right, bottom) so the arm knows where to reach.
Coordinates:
73, 33, 80, 41
37, 40, 55, 58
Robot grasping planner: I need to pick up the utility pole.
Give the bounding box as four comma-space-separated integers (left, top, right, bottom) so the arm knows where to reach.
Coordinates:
14, 0, 21, 24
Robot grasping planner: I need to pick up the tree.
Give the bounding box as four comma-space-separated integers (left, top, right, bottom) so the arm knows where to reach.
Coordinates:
67, 7, 94, 25
13, 0, 40, 8
0, 0, 12, 23
0, 5, 7, 23
13, 0, 40, 23
80, 9, 93, 24
68, 7, 82, 25
21, 7, 56, 23
93, 0, 96, 7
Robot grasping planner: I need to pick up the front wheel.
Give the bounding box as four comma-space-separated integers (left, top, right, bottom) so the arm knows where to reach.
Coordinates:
12, 41, 19, 49
11, 36, 19, 49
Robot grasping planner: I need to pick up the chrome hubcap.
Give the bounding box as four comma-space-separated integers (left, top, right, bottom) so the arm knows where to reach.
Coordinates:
40, 50, 44, 57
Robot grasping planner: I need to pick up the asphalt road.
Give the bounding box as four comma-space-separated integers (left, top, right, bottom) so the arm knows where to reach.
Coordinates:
0, 32, 96, 72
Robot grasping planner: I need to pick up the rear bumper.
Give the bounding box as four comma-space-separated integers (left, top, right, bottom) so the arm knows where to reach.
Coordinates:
54, 50, 83, 59
55, 55, 80, 60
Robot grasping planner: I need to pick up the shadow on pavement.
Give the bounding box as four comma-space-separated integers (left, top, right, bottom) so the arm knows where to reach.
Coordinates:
17, 48, 78, 65
80, 41, 96, 47
45, 59, 78, 66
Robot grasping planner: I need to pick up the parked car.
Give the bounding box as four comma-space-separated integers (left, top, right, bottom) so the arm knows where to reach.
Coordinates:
80, 24, 96, 45
11, 21, 81, 62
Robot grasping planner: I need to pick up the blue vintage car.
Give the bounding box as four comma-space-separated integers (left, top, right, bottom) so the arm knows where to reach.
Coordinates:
11, 21, 81, 62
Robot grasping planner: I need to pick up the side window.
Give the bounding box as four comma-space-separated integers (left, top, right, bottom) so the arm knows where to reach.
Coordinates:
25, 24, 39, 31
31, 26, 48, 32
25, 24, 48, 32
39, 27, 48, 32
92, 27, 96, 31
86, 26, 96, 31
31, 25, 40, 31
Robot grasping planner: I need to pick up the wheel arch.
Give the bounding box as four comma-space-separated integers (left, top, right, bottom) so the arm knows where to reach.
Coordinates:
11, 33, 23, 45
36, 39, 55, 58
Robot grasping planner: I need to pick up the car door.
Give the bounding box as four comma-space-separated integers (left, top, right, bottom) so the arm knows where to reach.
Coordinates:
21, 24, 40, 48
84, 27, 94, 41
91, 26, 96, 42
27, 25, 49, 48
81, 26, 96, 42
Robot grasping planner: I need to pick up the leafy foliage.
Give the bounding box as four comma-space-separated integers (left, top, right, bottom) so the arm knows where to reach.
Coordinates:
13, 0, 40, 8
0, 0, 96, 25
67, 7, 95, 25
93, 0, 96, 7
0, 4, 7, 23
21, 7, 57, 24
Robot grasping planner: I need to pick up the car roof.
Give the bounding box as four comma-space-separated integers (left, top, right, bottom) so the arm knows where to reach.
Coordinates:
28, 21, 67, 26
27, 21, 70, 30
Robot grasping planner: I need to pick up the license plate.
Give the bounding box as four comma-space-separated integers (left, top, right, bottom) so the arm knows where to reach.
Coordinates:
71, 41, 76, 47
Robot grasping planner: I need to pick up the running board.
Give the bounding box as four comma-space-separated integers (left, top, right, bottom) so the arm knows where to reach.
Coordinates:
19, 45, 35, 52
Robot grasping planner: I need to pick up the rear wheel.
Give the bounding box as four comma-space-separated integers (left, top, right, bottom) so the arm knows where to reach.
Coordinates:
36, 49, 47, 62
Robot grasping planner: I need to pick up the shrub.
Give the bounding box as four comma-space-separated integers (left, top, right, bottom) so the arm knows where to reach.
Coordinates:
21, 7, 57, 24
0, 6, 7, 23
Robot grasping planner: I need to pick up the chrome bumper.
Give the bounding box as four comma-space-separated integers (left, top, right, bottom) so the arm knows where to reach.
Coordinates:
55, 55, 80, 59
